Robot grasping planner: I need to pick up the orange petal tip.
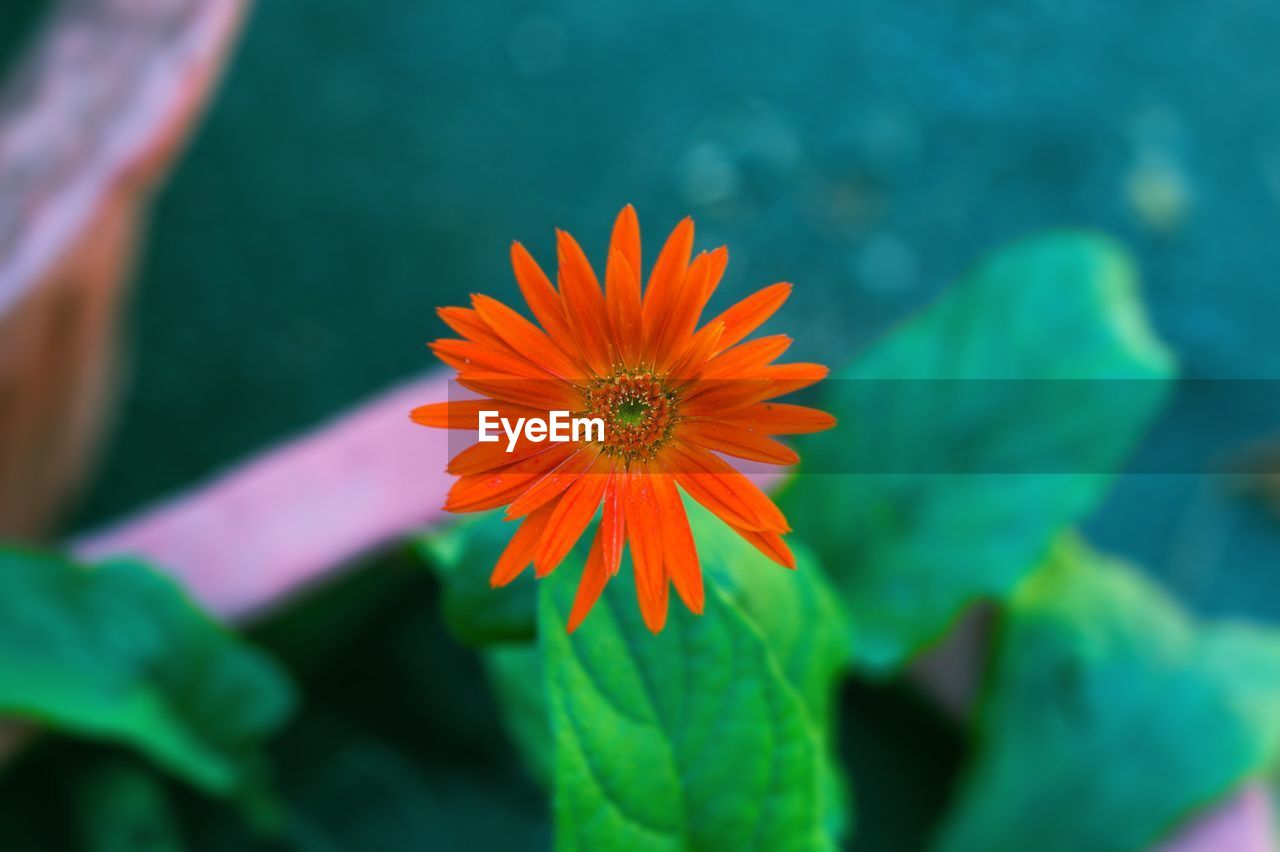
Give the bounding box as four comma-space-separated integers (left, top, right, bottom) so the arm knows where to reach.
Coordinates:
409, 403, 444, 427
642, 616, 666, 634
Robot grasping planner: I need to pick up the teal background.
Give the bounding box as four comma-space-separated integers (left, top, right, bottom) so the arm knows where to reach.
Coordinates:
58, 0, 1280, 625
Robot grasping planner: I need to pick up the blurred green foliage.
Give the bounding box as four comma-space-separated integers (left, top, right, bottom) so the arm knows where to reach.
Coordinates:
11, 229, 1280, 851
0, 550, 552, 851
70, 758, 185, 852
783, 234, 1175, 673
0, 549, 292, 794
417, 516, 538, 646
940, 535, 1280, 851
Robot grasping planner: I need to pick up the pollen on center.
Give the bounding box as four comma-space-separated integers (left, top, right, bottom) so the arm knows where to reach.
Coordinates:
582, 369, 677, 462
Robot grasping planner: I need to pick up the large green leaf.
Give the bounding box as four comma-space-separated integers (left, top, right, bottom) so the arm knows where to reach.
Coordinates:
686, 506, 852, 842
428, 501, 853, 837
784, 234, 1175, 673
483, 644, 552, 787
0, 548, 294, 793
690, 508, 850, 732
938, 536, 1280, 852
539, 523, 845, 852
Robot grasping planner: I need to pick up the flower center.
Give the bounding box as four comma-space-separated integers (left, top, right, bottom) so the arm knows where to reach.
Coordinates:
582, 370, 677, 463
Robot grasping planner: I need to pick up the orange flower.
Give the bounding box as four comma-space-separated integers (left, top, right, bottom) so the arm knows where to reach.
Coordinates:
412, 207, 835, 632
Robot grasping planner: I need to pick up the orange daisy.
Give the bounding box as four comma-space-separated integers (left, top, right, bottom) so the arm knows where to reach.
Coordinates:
411, 206, 834, 632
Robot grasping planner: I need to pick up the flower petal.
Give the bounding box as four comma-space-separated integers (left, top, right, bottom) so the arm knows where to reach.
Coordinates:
681, 420, 800, 466
625, 473, 670, 633
667, 320, 725, 381
651, 473, 704, 614
683, 363, 830, 413
437, 306, 510, 350
444, 442, 578, 511
504, 445, 602, 519
510, 241, 580, 354
666, 444, 789, 532
600, 469, 626, 577
472, 294, 584, 381
654, 248, 720, 372
681, 378, 775, 414
701, 334, 792, 378
704, 281, 792, 353
757, 362, 831, 397
641, 217, 694, 361
456, 374, 578, 411
557, 229, 613, 374
568, 527, 611, 632
699, 245, 729, 303
447, 434, 572, 476
491, 502, 558, 587
730, 524, 796, 569
430, 339, 557, 379
410, 400, 505, 430
609, 204, 642, 280
606, 250, 643, 367
444, 470, 541, 513
712, 403, 837, 435
533, 469, 611, 576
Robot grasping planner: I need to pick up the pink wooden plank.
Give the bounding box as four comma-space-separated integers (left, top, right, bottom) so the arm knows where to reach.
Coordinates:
74, 374, 455, 619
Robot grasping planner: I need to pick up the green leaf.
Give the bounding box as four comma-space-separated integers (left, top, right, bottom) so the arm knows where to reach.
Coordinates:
483, 644, 551, 787
415, 514, 548, 782
539, 528, 843, 852
691, 507, 849, 731
686, 505, 852, 841
784, 234, 1175, 673
72, 758, 186, 852
938, 536, 1280, 852
0, 548, 294, 794
429, 504, 851, 840
415, 512, 538, 646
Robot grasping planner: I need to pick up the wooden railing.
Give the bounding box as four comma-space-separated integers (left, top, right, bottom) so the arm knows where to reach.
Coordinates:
0, 0, 248, 537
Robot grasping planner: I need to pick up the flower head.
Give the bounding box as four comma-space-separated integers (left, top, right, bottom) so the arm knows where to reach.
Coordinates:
412, 207, 834, 632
